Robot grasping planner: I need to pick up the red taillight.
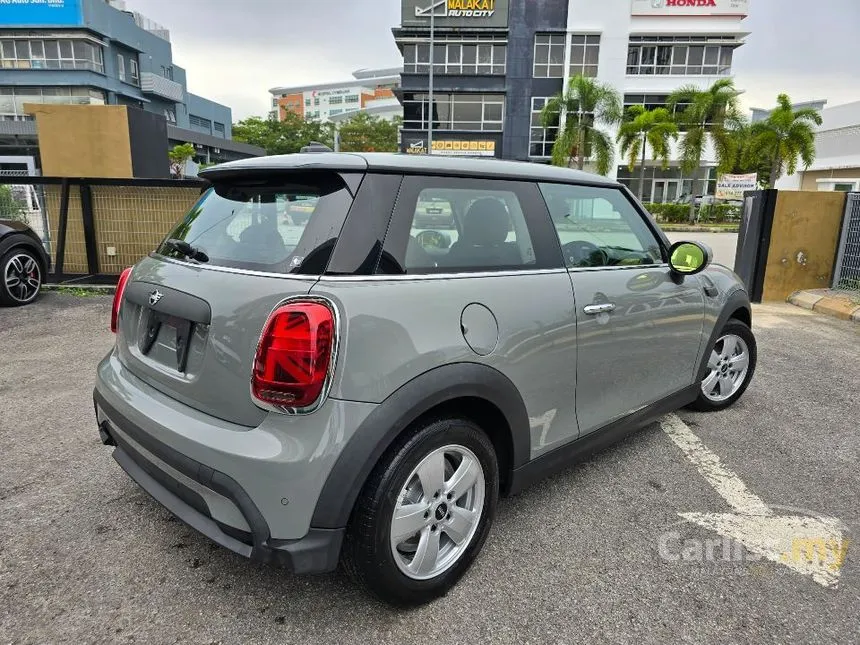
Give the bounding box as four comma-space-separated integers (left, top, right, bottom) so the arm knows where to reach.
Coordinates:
252, 301, 336, 411
111, 267, 133, 333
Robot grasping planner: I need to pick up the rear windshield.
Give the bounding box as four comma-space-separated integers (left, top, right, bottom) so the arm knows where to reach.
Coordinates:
157, 171, 354, 275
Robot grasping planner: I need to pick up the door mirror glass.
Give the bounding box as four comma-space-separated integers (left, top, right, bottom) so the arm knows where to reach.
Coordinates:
669, 241, 712, 275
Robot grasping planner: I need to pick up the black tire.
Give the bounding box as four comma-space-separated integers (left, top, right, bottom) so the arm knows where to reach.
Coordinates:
688, 319, 757, 412
0, 246, 43, 307
341, 417, 499, 606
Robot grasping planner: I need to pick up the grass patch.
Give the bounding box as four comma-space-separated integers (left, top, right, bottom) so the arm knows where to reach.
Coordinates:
44, 286, 112, 297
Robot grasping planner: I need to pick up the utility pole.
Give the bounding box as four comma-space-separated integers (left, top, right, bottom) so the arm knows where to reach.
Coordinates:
427, 0, 435, 156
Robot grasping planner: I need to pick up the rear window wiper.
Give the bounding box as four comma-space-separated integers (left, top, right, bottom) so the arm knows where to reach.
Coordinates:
164, 238, 209, 263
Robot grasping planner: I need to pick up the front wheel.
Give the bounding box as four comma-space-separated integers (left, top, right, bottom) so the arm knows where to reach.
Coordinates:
342, 418, 499, 606
689, 319, 757, 412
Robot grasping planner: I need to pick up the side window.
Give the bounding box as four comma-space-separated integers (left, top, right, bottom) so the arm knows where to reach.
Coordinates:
539, 183, 664, 268
398, 184, 537, 273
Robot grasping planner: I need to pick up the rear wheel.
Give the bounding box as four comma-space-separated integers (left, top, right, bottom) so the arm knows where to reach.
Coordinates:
342, 418, 498, 606
0, 247, 43, 307
689, 319, 757, 412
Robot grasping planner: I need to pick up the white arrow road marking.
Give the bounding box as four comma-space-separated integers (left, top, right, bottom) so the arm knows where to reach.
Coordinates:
660, 414, 848, 588
661, 414, 773, 517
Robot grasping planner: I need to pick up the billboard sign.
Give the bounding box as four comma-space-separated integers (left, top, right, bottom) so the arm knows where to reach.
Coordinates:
631, 0, 749, 16
0, 0, 83, 26
716, 173, 758, 200
402, 0, 509, 28
405, 138, 498, 157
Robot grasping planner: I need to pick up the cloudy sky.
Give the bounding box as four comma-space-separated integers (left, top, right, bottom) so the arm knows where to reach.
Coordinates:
129, 0, 860, 121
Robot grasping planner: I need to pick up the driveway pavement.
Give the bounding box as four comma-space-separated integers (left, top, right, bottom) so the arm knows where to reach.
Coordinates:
1, 294, 858, 644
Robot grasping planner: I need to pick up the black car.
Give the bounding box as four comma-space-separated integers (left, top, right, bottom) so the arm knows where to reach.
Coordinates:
0, 220, 50, 306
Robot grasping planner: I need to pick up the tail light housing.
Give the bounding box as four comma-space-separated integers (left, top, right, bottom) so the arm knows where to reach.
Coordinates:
111, 267, 133, 333
252, 299, 338, 413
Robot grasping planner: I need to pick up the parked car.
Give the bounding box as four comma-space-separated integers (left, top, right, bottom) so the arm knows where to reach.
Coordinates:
93, 153, 757, 605
0, 219, 50, 306
414, 196, 456, 229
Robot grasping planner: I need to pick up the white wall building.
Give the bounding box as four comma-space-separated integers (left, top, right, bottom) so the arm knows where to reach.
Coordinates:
776, 100, 860, 193
561, 0, 751, 202
269, 68, 402, 124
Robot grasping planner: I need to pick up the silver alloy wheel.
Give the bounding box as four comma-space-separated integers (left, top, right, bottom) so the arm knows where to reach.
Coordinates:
390, 444, 485, 581
4, 253, 41, 304
701, 334, 750, 402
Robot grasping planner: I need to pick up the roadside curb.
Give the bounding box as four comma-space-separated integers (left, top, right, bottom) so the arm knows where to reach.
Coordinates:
787, 289, 860, 323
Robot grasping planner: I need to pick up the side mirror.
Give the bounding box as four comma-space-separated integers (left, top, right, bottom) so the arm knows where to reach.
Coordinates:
669, 241, 713, 276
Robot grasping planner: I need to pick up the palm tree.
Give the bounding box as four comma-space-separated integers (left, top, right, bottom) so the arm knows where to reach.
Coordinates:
617, 106, 679, 201
746, 94, 822, 188
541, 74, 622, 175
668, 78, 743, 221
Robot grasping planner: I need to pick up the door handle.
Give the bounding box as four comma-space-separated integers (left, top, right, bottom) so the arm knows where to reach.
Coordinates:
583, 303, 617, 315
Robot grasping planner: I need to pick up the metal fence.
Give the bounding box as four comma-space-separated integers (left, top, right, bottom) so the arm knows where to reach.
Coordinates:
833, 193, 860, 293
0, 176, 206, 284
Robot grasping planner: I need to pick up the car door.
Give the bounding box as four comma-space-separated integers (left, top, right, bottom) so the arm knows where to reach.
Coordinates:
539, 182, 705, 436
316, 175, 582, 460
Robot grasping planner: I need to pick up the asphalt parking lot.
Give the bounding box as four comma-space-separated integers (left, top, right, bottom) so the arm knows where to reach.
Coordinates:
1, 293, 858, 644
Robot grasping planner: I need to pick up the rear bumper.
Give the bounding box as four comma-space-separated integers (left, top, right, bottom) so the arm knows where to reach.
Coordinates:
95, 389, 343, 574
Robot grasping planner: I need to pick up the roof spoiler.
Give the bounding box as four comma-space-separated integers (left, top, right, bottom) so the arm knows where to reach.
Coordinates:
301, 142, 334, 153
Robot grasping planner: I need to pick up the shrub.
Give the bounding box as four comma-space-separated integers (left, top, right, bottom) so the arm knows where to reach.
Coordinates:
643, 203, 690, 224
699, 204, 742, 223
0, 185, 26, 222
644, 201, 741, 225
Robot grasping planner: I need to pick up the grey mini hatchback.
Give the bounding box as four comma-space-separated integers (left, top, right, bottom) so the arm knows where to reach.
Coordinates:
94, 152, 756, 605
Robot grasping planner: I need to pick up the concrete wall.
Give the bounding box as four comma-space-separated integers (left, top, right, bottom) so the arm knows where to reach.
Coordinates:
800, 169, 860, 192
761, 191, 847, 302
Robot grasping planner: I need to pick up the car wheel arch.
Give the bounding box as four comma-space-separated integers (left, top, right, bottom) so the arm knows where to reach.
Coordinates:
0, 235, 49, 277
310, 362, 530, 530
728, 305, 751, 328
697, 290, 753, 381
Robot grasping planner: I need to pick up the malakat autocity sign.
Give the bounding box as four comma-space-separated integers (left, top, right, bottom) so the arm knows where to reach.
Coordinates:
631, 0, 749, 16
402, 0, 509, 28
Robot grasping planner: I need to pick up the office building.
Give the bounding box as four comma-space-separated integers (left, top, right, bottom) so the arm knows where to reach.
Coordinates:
394, 0, 750, 201
0, 0, 263, 173
777, 100, 860, 193
269, 67, 402, 123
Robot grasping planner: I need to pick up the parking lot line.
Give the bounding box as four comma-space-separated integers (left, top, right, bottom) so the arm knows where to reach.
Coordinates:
661, 414, 848, 588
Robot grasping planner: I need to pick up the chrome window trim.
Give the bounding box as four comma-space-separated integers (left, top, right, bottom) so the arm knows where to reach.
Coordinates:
320, 269, 567, 282
317, 266, 670, 282
149, 254, 320, 282
566, 263, 668, 273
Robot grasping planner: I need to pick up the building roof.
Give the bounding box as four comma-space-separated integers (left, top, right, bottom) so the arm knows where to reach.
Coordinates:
269, 68, 402, 96
200, 152, 618, 186
750, 99, 828, 122
167, 126, 265, 157
353, 67, 402, 80
328, 98, 403, 123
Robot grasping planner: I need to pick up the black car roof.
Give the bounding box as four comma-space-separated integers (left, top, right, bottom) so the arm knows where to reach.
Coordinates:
200, 152, 619, 186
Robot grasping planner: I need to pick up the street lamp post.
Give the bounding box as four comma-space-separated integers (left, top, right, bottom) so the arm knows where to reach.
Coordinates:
427, 2, 435, 156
